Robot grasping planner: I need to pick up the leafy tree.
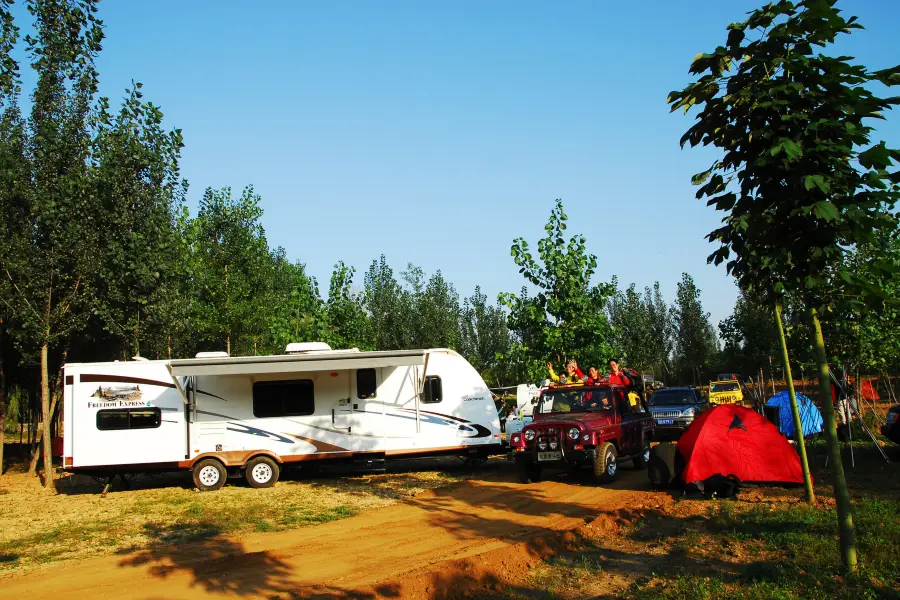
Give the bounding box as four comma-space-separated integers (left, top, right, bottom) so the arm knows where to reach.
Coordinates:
0, 0, 104, 489
668, 0, 900, 569
0, 0, 19, 477
672, 274, 716, 384
719, 289, 779, 375
645, 282, 676, 378
459, 286, 511, 386
363, 255, 411, 350
192, 186, 271, 355
142, 205, 195, 359
501, 200, 616, 377
410, 268, 460, 349
92, 83, 187, 358
608, 282, 651, 370
266, 249, 324, 354
609, 281, 676, 378
324, 261, 372, 350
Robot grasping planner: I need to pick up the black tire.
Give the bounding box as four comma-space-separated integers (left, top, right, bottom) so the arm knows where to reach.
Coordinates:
633, 439, 651, 470
192, 458, 227, 491
593, 442, 618, 483
515, 457, 541, 484
245, 456, 280, 488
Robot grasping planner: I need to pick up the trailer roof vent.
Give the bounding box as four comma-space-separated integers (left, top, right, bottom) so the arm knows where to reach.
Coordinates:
285, 342, 332, 354
195, 351, 229, 359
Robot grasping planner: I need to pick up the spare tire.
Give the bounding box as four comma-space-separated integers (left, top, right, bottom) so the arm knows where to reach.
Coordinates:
648, 442, 677, 489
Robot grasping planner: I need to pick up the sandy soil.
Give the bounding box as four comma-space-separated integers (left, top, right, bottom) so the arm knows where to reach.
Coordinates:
0, 464, 652, 599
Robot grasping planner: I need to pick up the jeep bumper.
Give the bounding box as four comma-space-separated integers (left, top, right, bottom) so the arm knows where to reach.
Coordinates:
507, 447, 596, 463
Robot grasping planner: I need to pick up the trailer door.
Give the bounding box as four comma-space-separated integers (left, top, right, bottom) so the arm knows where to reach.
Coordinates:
351, 368, 385, 452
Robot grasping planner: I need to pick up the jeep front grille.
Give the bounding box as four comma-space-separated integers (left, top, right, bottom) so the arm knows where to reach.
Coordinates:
653, 410, 683, 419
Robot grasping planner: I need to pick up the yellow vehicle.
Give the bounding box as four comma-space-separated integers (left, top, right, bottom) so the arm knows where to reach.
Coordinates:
708, 380, 744, 405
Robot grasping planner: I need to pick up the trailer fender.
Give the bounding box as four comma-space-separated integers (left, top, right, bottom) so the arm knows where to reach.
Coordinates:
187, 450, 282, 469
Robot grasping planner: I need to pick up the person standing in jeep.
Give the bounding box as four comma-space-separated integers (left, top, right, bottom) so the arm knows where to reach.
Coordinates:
607, 359, 631, 386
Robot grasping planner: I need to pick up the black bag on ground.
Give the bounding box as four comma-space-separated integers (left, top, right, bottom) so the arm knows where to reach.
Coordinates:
702, 474, 741, 499
648, 442, 683, 489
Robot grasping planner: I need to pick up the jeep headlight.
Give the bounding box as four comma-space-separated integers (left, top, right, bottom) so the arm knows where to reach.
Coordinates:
683, 407, 695, 417
524, 429, 535, 441
568, 427, 580, 440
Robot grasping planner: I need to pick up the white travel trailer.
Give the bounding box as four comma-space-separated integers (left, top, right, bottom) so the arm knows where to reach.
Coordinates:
62, 345, 503, 490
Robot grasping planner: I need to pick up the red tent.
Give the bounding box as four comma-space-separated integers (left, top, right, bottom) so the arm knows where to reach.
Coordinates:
677, 404, 809, 485
861, 379, 880, 401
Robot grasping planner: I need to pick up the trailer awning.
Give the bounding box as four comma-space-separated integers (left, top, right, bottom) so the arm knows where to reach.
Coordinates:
168, 350, 427, 377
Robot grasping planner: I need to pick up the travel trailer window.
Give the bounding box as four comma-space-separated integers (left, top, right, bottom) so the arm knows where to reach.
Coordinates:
96, 408, 162, 431
357, 368, 377, 399
252, 379, 315, 418
422, 376, 443, 404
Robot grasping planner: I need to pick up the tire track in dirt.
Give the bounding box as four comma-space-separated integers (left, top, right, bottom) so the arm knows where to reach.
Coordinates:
0, 467, 651, 599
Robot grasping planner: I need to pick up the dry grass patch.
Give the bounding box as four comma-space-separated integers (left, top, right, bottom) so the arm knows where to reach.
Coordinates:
0, 455, 481, 576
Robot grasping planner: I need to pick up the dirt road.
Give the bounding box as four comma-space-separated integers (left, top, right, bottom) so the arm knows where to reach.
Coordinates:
0, 466, 650, 599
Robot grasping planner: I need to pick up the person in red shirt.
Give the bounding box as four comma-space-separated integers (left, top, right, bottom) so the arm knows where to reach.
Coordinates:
586, 366, 603, 385
607, 359, 631, 386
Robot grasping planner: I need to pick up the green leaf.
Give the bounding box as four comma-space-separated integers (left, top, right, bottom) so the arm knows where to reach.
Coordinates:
782, 139, 802, 160
804, 174, 830, 193
812, 201, 840, 222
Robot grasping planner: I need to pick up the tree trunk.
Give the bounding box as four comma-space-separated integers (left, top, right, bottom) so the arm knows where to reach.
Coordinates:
775, 304, 814, 504
0, 317, 5, 476
226, 334, 231, 356
27, 389, 60, 475
0, 366, 5, 478
809, 307, 857, 572
134, 309, 140, 357
40, 343, 53, 490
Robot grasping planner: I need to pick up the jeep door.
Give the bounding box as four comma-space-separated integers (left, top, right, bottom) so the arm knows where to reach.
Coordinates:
614, 390, 642, 455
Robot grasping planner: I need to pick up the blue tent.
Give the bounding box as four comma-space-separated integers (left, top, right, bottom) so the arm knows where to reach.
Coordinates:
766, 392, 823, 438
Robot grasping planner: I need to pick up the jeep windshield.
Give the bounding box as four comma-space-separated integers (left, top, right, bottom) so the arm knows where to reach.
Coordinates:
649, 390, 697, 406
538, 388, 613, 414
711, 382, 741, 393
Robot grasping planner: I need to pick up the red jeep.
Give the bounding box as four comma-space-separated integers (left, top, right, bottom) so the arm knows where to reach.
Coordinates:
507, 380, 654, 483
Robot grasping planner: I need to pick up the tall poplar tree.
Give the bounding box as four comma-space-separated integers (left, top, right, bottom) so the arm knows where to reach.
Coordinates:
668, 0, 900, 569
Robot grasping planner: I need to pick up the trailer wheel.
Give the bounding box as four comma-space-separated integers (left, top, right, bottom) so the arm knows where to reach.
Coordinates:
593, 442, 618, 483
193, 459, 226, 491
245, 456, 280, 488
633, 440, 651, 470
515, 457, 541, 484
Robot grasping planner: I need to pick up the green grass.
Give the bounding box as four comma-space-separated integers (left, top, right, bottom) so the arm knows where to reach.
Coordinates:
625, 497, 900, 600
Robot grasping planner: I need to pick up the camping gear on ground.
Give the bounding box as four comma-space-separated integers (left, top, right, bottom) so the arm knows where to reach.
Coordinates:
676, 404, 809, 486
647, 442, 683, 489
765, 391, 823, 438
701, 474, 740, 499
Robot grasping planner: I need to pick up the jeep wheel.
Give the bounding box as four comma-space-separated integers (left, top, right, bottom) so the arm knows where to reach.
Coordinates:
633, 440, 651, 470
516, 457, 541, 484
593, 442, 618, 483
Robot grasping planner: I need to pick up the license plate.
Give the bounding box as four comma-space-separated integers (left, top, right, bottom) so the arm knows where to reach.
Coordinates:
538, 451, 562, 462
657, 419, 674, 425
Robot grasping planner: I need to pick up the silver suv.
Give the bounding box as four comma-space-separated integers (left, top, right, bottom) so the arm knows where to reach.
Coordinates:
648, 387, 708, 440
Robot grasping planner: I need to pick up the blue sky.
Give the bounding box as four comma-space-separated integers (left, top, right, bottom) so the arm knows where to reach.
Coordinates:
14, 0, 900, 327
